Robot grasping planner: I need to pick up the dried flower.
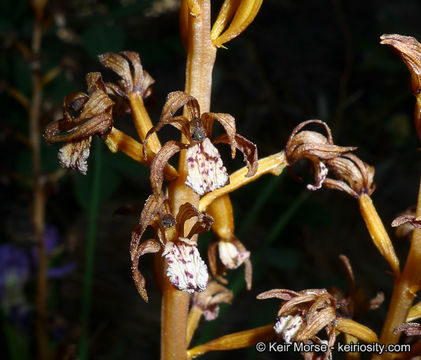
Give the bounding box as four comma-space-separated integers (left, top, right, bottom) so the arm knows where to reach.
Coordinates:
144, 91, 258, 195
131, 195, 214, 301
257, 288, 337, 359
191, 281, 233, 321
285, 120, 356, 191
44, 73, 114, 174
208, 235, 252, 290
381, 34, 421, 140
98, 51, 154, 99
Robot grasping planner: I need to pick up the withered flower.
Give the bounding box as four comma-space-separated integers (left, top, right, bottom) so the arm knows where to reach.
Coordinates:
98, 51, 154, 99
285, 120, 356, 191
191, 281, 233, 321
257, 288, 337, 358
323, 153, 375, 198
286, 120, 375, 198
208, 235, 252, 290
380, 34, 421, 140
144, 91, 258, 195
44, 73, 114, 174
131, 195, 214, 302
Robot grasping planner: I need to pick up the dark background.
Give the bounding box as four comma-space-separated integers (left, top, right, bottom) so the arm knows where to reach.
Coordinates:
1, 0, 421, 359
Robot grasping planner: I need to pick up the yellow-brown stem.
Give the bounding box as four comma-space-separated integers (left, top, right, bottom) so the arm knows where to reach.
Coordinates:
207, 195, 234, 239
161, 1, 215, 359
128, 92, 161, 152
199, 151, 287, 211
104, 127, 178, 180
187, 324, 275, 358
358, 194, 400, 276
31, 2, 48, 359
379, 180, 421, 356
344, 334, 360, 360
336, 318, 378, 343
186, 307, 203, 347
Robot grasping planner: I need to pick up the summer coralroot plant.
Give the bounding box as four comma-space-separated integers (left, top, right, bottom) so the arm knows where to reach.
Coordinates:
42, 1, 421, 359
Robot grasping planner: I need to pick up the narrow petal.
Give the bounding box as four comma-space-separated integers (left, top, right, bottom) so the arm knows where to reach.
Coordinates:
131, 239, 161, 302
150, 141, 186, 194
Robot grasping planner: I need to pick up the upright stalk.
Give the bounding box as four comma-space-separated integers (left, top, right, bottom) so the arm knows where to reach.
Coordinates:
30, 2, 48, 359
379, 180, 421, 355
160, 1, 216, 359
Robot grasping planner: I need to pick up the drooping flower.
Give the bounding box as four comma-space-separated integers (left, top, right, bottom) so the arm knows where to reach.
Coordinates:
285, 120, 356, 191
130, 194, 214, 302
208, 235, 252, 290
285, 120, 376, 198
44, 73, 114, 174
143, 91, 258, 196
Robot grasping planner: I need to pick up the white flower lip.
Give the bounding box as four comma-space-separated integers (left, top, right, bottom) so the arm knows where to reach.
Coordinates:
185, 138, 229, 196
163, 241, 208, 293
274, 315, 303, 343
218, 240, 250, 269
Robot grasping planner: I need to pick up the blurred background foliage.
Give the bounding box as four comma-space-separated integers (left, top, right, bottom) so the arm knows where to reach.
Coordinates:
1, 0, 421, 359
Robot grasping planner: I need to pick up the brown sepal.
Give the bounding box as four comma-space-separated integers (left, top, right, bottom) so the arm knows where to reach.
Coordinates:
150, 141, 187, 194
214, 133, 258, 177
202, 112, 237, 158
143, 91, 200, 152
392, 214, 421, 229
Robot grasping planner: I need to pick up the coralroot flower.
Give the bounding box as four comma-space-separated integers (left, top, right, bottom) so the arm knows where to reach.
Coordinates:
257, 288, 337, 358
208, 235, 252, 290
285, 120, 356, 191
131, 194, 214, 301
286, 120, 375, 198
191, 281, 233, 321
98, 51, 154, 99
44, 73, 114, 174
144, 91, 258, 195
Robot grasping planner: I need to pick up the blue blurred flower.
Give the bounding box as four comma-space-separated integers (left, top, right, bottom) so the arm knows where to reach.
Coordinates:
0, 243, 30, 323
0, 226, 75, 324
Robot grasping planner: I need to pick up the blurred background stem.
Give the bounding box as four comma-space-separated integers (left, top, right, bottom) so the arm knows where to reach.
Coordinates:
30, 1, 48, 359
78, 139, 102, 360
